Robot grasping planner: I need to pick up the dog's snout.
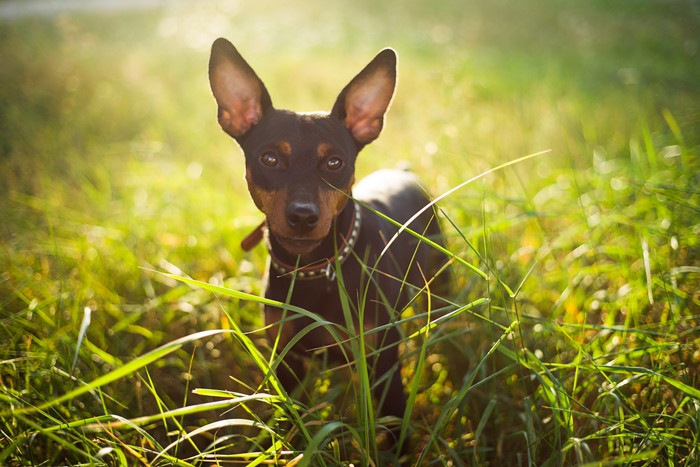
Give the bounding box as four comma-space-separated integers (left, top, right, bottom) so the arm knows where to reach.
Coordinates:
286, 201, 320, 232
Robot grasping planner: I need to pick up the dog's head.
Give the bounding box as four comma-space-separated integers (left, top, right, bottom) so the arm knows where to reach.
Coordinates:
208, 38, 396, 256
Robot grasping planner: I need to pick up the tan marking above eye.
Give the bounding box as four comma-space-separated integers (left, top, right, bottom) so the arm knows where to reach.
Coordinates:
317, 142, 332, 158
275, 140, 292, 157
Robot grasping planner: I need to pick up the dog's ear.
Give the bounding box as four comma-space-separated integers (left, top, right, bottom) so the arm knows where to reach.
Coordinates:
331, 48, 397, 147
209, 38, 273, 139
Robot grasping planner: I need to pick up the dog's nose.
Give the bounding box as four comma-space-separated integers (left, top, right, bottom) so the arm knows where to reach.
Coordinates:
286, 201, 320, 232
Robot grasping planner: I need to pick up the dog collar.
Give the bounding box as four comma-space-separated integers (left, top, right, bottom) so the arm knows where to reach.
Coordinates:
268, 201, 361, 281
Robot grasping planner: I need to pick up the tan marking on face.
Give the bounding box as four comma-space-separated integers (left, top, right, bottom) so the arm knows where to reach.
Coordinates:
276, 140, 292, 157
245, 168, 278, 215
323, 175, 355, 217
317, 142, 332, 158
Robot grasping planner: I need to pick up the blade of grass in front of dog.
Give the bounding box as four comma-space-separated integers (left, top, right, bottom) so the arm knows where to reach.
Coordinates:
163, 272, 331, 448
162, 272, 338, 326
399, 277, 433, 457
266, 318, 353, 394
355, 198, 487, 280
267, 258, 301, 383
164, 272, 330, 374
333, 253, 378, 460
166, 271, 351, 381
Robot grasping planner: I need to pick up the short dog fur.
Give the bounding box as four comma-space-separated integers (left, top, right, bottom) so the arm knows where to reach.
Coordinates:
208, 38, 445, 447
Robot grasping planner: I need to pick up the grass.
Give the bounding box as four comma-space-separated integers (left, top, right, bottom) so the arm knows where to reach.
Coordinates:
1, 0, 699, 465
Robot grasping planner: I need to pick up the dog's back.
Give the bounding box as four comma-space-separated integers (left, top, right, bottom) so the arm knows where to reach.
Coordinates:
354, 168, 445, 292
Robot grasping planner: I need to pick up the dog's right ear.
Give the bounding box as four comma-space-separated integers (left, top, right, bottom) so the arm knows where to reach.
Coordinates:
209, 38, 272, 139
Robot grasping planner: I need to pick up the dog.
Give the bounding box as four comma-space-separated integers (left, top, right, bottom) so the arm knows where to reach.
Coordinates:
208, 37, 445, 450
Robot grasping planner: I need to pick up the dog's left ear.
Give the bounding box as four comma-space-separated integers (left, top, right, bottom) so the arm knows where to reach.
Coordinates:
331, 48, 397, 147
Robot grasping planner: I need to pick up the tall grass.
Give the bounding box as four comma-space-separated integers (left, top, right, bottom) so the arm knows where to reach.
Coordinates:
1, 0, 699, 465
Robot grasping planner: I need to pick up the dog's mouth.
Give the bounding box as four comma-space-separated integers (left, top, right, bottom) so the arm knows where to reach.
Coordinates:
273, 236, 325, 256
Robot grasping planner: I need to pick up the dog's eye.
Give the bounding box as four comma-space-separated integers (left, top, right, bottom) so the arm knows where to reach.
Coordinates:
326, 157, 343, 171
260, 152, 279, 167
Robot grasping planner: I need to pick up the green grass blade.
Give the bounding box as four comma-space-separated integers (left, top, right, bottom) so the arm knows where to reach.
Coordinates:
298, 421, 359, 467
407, 297, 489, 338
154, 419, 275, 462
3, 329, 227, 417
70, 306, 91, 374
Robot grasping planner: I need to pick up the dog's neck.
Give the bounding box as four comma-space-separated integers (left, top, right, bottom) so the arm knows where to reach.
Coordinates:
266, 199, 360, 280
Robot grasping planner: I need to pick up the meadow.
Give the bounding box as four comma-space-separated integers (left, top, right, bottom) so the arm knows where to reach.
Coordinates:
1, 0, 699, 465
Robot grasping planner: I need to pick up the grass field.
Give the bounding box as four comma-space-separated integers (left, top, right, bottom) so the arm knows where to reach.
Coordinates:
1, 0, 699, 465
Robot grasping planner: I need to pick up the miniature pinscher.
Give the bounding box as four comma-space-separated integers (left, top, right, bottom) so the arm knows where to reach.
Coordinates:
208, 37, 445, 450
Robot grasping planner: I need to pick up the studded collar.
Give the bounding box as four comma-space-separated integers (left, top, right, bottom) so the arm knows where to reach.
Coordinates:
267, 201, 361, 281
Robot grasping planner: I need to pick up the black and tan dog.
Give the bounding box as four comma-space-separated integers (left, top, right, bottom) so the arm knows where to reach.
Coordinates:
208, 38, 445, 448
